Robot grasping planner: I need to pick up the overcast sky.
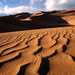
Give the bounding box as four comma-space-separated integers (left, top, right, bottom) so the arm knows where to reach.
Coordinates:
0, 0, 75, 16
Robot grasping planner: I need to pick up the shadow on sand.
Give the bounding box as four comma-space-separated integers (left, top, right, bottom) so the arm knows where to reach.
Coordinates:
0, 11, 74, 33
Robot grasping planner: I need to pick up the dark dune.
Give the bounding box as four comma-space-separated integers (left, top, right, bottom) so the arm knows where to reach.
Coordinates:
1, 9, 75, 30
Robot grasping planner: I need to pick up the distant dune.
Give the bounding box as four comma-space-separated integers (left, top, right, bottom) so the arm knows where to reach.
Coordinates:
0, 8, 75, 30
0, 8, 75, 75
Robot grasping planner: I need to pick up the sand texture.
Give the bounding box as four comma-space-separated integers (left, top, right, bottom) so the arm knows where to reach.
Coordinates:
0, 8, 75, 75
0, 27, 75, 75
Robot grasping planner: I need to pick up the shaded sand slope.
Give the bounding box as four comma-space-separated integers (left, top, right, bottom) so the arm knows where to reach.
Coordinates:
0, 8, 75, 29
0, 22, 27, 33
0, 26, 75, 75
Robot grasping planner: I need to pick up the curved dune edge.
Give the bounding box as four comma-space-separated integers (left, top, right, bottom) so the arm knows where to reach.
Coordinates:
1, 8, 75, 30
61, 15, 75, 25
0, 27, 75, 75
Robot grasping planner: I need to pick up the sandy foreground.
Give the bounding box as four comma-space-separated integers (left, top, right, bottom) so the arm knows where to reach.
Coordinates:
0, 8, 75, 75
0, 27, 75, 75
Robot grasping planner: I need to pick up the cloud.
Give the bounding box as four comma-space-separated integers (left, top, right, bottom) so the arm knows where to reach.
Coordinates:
0, 10, 2, 13
4, 0, 6, 2
0, 5, 42, 15
21, 0, 22, 3
30, 0, 42, 5
0, 2, 2, 4
58, 0, 68, 4
30, 0, 37, 5
44, 0, 75, 11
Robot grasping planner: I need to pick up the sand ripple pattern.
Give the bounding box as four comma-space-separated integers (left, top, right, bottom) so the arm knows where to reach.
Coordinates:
0, 27, 75, 75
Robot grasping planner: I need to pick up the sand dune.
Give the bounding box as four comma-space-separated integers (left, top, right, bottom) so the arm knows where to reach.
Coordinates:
62, 15, 75, 25
0, 26, 75, 75
0, 8, 75, 75
0, 8, 75, 30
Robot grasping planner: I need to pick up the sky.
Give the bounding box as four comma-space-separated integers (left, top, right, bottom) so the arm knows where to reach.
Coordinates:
0, 0, 75, 16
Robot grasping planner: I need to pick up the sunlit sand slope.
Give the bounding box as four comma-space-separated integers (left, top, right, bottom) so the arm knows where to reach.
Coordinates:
0, 26, 75, 75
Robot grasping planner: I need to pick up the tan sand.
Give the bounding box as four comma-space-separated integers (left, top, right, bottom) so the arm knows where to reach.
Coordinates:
0, 26, 75, 75
62, 15, 75, 25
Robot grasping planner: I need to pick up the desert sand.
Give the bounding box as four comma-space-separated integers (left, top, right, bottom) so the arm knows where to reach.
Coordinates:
0, 8, 75, 75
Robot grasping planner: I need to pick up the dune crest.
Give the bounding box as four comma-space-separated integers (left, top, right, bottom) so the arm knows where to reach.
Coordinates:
0, 8, 75, 30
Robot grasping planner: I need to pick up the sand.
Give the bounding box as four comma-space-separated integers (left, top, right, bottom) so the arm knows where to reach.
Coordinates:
0, 8, 75, 29
0, 8, 75, 75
